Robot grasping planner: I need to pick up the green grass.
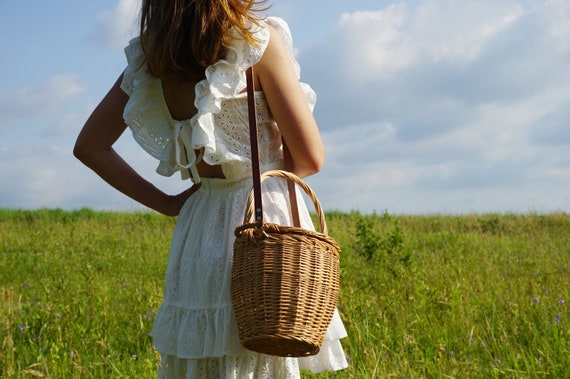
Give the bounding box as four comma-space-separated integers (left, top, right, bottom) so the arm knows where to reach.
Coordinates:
1, 209, 569, 378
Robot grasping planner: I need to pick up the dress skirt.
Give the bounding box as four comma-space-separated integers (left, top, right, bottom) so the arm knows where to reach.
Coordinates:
151, 175, 348, 378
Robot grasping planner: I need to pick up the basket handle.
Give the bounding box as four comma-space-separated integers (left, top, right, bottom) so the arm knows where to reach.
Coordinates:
243, 170, 329, 235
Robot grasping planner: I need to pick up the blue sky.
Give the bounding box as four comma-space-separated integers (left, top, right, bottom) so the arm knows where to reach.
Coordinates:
1, 0, 569, 214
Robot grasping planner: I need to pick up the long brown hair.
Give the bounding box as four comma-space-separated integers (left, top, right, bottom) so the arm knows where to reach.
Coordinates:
139, 0, 269, 81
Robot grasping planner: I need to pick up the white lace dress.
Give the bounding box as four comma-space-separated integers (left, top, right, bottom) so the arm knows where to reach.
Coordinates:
120, 17, 348, 378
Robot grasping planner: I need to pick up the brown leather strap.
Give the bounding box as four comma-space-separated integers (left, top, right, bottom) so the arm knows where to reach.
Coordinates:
246, 67, 263, 224
246, 67, 300, 227
283, 142, 301, 227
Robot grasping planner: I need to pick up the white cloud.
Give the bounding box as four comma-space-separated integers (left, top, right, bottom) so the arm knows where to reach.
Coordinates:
299, 0, 570, 213
543, 0, 570, 53
0, 74, 84, 128
91, 0, 141, 49
335, 5, 414, 80
410, 0, 524, 62
328, 1, 524, 82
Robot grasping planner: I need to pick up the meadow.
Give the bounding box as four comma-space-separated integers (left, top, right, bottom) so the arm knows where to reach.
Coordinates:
1, 209, 569, 378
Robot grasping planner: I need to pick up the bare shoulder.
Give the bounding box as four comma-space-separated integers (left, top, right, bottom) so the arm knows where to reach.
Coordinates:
255, 25, 289, 68
256, 25, 296, 86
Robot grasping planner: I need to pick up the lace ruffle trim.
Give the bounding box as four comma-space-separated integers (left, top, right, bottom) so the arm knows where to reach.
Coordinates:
151, 303, 242, 359
151, 303, 348, 373
182, 21, 269, 182
120, 17, 312, 181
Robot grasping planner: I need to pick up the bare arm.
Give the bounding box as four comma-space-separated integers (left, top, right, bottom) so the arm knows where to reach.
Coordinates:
256, 26, 325, 178
73, 74, 199, 216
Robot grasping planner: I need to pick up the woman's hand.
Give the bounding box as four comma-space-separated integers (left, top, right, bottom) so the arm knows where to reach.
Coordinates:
160, 183, 202, 217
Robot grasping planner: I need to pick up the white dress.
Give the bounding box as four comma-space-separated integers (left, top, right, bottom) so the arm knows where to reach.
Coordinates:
120, 17, 348, 378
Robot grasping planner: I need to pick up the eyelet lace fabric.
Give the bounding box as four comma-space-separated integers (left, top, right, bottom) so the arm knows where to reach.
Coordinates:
151, 178, 348, 378
120, 17, 315, 183
120, 16, 348, 378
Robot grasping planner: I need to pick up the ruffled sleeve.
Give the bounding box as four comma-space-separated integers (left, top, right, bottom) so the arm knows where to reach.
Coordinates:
120, 37, 180, 178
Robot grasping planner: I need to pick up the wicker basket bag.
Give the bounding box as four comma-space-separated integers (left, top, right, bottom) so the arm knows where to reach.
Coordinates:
231, 170, 341, 357
230, 67, 341, 357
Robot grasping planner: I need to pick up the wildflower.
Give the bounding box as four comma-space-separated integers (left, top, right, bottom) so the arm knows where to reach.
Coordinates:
555, 315, 561, 324
56, 313, 61, 319
559, 299, 565, 305
143, 309, 155, 321
19, 324, 28, 333
533, 298, 539, 303
494, 359, 501, 364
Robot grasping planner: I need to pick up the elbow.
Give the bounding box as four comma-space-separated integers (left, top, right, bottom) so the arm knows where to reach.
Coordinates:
307, 144, 326, 175
73, 140, 88, 163
73, 138, 99, 166
306, 155, 325, 176
294, 152, 325, 178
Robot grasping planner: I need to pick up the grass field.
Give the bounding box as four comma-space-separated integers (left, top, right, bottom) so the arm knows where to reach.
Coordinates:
1, 209, 569, 378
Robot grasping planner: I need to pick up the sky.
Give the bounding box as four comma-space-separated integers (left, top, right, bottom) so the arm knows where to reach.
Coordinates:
1, 0, 569, 214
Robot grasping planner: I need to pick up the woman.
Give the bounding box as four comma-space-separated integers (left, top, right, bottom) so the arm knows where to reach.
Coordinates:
74, 0, 348, 377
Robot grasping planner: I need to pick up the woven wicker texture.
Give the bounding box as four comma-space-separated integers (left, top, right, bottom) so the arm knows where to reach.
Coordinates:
231, 170, 340, 357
